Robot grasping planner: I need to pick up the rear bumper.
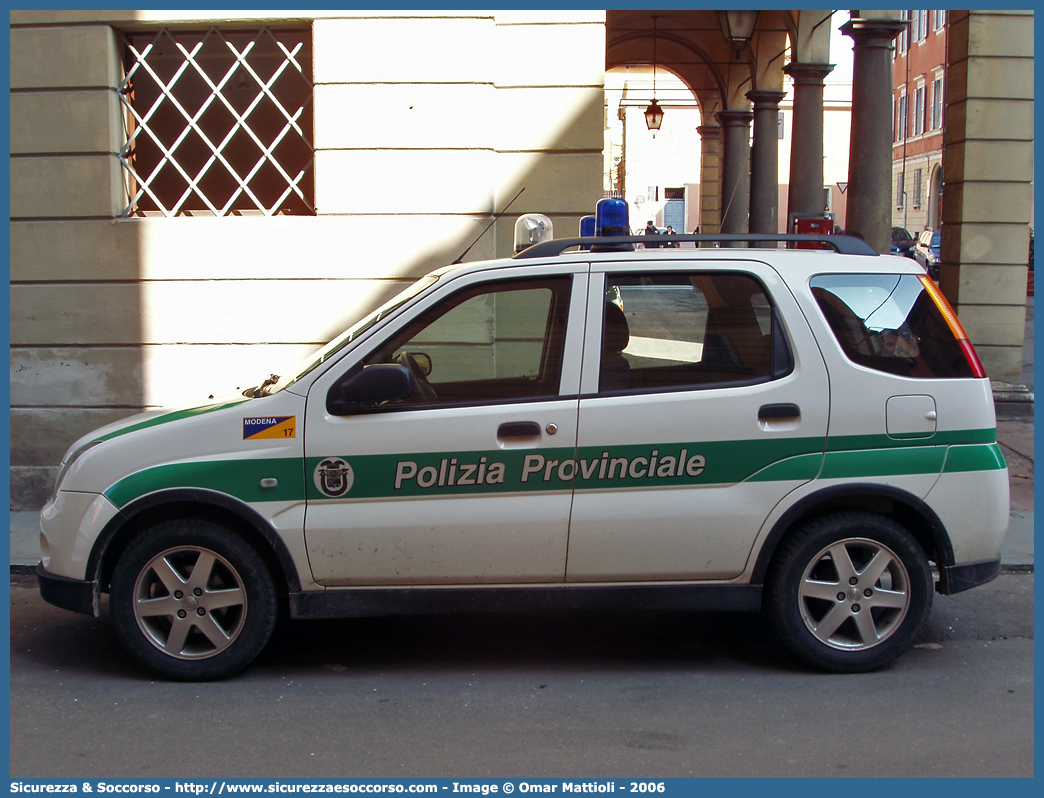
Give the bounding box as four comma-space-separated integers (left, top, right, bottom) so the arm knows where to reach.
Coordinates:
937, 558, 1001, 595
37, 563, 99, 617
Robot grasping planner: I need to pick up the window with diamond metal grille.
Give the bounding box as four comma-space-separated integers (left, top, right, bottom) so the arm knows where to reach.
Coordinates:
119, 27, 314, 217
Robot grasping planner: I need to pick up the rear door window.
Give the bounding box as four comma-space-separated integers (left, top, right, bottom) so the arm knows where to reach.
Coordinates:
810, 273, 975, 378
599, 272, 793, 393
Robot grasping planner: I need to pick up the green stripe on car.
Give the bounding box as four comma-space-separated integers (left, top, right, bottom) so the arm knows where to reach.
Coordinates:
95, 399, 250, 445
101, 429, 1004, 507
943, 443, 1006, 473
105, 457, 303, 508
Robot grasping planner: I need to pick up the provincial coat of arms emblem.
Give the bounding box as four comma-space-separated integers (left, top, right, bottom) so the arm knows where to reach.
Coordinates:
314, 457, 354, 497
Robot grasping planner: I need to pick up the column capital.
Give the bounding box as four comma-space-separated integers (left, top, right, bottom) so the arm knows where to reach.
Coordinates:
745, 89, 787, 109
782, 61, 835, 84
715, 109, 753, 128
697, 124, 721, 139
841, 18, 907, 46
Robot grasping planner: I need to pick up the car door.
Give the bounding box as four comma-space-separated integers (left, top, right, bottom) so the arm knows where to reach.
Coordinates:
565, 260, 830, 581
304, 264, 588, 586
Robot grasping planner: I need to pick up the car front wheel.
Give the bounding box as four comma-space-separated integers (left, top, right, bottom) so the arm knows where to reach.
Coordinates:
110, 519, 278, 681
765, 512, 933, 673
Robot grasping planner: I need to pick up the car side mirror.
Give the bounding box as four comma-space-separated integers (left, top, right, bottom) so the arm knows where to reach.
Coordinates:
406, 351, 432, 376
326, 364, 414, 415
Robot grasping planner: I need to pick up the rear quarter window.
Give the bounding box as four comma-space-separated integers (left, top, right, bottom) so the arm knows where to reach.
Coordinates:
810, 273, 975, 378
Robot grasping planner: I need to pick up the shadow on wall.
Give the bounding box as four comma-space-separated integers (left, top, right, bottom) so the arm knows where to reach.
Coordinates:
8, 91, 604, 511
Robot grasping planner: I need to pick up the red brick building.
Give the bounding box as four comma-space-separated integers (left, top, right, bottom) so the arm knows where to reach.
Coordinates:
892, 9, 947, 235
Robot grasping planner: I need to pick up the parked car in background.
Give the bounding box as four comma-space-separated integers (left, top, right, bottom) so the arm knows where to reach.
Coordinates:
890, 227, 917, 258
914, 229, 941, 279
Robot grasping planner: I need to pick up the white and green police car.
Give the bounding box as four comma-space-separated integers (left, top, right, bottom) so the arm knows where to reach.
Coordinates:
38, 202, 1009, 680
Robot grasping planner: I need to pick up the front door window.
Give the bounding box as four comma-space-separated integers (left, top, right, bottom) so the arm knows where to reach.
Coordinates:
363, 276, 571, 408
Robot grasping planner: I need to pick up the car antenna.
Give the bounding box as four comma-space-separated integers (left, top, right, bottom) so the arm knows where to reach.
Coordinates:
452, 187, 525, 264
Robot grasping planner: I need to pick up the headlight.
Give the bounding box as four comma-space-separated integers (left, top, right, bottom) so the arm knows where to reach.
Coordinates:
51, 440, 103, 501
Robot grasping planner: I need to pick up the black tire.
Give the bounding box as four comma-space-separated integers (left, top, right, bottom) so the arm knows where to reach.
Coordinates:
110, 519, 278, 681
765, 511, 933, 673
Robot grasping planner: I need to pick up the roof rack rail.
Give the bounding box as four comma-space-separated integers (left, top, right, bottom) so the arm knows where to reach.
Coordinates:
512, 234, 880, 259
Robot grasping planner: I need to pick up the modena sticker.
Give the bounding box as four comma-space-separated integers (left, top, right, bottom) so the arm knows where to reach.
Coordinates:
243, 416, 296, 439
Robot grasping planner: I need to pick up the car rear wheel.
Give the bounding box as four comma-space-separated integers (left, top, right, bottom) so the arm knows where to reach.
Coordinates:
110, 519, 278, 681
766, 512, 933, 672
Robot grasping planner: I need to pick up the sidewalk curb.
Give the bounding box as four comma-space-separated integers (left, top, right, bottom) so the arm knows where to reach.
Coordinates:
1001, 564, 1034, 574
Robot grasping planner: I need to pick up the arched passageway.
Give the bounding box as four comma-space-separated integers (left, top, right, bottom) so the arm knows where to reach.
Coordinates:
605, 9, 1034, 384
605, 10, 839, 242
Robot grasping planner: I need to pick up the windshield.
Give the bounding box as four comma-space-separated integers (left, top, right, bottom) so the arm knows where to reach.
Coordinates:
269, 274, 439, 393
930, 232, 941, 248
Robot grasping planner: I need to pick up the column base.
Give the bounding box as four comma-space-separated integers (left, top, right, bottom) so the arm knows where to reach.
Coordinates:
993, 382, 1034, 417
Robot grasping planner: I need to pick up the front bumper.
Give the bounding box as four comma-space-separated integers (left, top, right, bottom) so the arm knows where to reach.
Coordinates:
937, 558, 1001, 595
37, 563, 99, 616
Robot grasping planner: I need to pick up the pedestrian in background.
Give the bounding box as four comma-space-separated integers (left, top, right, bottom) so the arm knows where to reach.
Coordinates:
643, 220, 661, 248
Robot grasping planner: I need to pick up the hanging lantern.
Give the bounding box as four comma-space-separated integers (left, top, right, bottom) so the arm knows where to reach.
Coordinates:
644, 99, 664, 132
646, 14, 664, 133
717, 10, 760, 59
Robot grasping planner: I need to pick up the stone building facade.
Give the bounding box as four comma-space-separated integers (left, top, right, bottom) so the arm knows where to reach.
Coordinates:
10, 10, 606, 509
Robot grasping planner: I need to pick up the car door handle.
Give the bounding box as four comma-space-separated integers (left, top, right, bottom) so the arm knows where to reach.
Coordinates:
758, 403, 800, 421
497, 421, 542, 439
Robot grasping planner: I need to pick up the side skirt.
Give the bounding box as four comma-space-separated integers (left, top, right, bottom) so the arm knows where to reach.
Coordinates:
289, 583, 763, 620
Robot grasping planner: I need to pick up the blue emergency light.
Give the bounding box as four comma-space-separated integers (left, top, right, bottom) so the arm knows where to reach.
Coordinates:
594, 197, 630, 237
579, 214, 595, 250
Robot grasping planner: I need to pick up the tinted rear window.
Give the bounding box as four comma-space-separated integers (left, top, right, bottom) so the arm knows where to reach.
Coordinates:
810, 274, 974, 378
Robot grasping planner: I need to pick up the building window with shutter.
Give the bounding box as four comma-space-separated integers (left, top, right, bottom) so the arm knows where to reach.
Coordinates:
914, 85, 925, 136
897, 11, 909, 52
931, 77, 944, 130
118, 27, 315, 217
897, 92, 908, 142
910, 10, 929, 42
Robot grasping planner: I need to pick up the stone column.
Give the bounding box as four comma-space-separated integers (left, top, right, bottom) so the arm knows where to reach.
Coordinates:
942, 10, 1034, 387
715, 110, 753, 235
842, 18, 907, 254
783, 62, 833, 228
697, 124, 721, 234
746, 90, 787, 237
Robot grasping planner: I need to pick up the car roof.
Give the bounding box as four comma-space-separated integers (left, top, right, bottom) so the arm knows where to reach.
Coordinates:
436, 239, 921, 286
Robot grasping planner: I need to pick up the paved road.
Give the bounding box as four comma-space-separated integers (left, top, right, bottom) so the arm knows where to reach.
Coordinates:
10, 572, 1033, 779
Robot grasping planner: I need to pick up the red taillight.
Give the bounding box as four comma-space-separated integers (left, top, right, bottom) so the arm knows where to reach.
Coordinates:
918, 275, 987, 378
